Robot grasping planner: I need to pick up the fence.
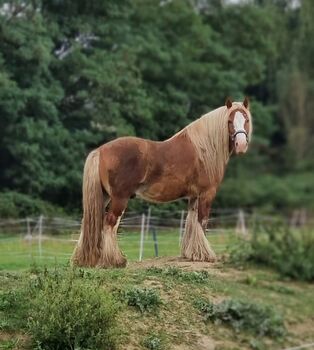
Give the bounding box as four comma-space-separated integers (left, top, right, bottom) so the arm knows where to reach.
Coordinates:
0, 208, 312, 269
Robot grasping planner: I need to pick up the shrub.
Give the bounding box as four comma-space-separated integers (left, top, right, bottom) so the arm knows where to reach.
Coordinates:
121, 287, 162, 313
229, 225, 314, 281
28, 271, 118, 350
195, 298, 285, 338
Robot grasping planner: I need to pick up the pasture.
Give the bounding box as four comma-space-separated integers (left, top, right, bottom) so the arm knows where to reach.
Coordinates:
1, 223, 314, 350
1, 257, 314, 350
0, 229, 234, 270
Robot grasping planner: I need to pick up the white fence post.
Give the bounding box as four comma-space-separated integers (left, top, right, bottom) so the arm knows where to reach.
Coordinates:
139, 214, 146, 262
25, 217, 32, 240
38, 215, 43, 259
236, 209, 247, 237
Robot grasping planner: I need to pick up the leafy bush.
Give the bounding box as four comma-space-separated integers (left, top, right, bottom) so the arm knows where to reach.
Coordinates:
229, 225, 314, 281
28, 270, 118, 350
121, 287, 162, 313
195, 298, 285, 338
0, 191, 65, 218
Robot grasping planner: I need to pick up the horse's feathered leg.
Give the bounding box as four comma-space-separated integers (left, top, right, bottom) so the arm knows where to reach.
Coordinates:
181, 196, 216, 262
97, 197, 128, 268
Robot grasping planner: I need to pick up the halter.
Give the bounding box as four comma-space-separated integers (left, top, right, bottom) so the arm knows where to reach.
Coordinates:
232, 130, 248, 143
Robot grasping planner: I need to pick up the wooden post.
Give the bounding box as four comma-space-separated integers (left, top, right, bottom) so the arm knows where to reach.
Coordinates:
145, 207, 151, 239
139, 214, 146, 262
152, 227, 158, 257
179, 210, 185, 245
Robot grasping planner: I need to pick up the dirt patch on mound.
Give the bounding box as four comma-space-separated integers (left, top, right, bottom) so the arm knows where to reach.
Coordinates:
129, 256, 220, 271
128, 256, 242, 279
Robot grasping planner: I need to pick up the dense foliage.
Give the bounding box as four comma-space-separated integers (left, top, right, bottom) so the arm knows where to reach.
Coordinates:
195, 298, 285, 338
28, 269, 118, 350
0, 0, 313, 215
229, 225, 314, 281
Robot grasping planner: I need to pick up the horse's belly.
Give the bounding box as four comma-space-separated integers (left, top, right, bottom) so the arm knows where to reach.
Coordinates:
136, 182, 188, 203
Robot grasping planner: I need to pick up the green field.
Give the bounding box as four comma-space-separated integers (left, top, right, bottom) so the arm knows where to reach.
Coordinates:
1, 260, 313, 350
2, 228, 313, 350
0, 230, 235, 270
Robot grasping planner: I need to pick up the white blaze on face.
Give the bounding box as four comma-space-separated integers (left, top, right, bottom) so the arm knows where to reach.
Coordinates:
233, 111, 248, 154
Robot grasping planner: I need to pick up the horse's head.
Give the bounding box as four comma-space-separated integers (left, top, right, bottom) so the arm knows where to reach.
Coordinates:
226, 97, 252, 155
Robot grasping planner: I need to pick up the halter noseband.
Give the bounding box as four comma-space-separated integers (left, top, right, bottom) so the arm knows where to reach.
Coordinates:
232, 130, 248, 143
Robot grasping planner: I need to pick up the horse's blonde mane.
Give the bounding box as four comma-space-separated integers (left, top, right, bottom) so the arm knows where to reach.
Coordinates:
184, 102, 251, 184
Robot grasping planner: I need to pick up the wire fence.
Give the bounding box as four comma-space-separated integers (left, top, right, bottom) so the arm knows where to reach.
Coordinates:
0, 208, 312, 268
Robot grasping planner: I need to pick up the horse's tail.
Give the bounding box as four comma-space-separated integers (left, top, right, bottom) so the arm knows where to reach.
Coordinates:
72, 149, 103, 267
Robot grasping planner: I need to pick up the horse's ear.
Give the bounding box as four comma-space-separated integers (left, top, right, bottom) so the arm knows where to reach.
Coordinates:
225, 97, 233, 109
243, 96, 250, 109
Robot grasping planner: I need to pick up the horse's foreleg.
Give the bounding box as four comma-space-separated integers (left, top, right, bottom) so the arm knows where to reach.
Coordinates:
181, 191, 216, 262
98, 197, 128, 268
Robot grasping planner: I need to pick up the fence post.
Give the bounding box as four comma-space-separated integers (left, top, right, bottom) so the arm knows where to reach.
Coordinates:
236, 209, 247, 237
139, 214, 146, 262
38, 215, 43, 259
179, 210, 185, 245
145, 207, 151, 239
25, 217, 32, 240
152, 227, 158, 257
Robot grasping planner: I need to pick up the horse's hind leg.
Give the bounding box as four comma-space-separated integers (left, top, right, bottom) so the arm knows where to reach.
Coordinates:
181, 196, 216, 262
98, 197, 128, 268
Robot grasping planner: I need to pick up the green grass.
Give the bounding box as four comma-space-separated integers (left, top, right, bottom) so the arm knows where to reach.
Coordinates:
0, 263, 313, 350
0, 230, 234, 270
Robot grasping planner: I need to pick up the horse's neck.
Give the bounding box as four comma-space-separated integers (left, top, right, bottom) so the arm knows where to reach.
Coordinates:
186, 112, 230, 184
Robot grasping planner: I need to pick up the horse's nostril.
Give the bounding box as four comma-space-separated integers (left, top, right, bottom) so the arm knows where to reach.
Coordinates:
235, 142, 239, 147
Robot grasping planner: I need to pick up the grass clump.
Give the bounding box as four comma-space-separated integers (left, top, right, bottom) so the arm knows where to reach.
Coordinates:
28, 270, 118, 350
147, 266, 209, 284
0, 290, 20, 311
195, 298, 285, 338
121, 287, 162, 313
0, 289, 28, 331
229, 225, 314, 281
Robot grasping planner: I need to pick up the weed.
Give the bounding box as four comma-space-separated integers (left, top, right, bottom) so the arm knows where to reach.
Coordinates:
0, 338, 20, 350
121, 287, 162, 313
265, 284, 295, 295
0, 289, 28, 330
195, 298, 285, 338
142, 333, 165, 350
0, 290, 20, 311
146, 266, 209, 284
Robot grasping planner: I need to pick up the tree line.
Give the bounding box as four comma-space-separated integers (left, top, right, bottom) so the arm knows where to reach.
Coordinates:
0, 0, 313, 217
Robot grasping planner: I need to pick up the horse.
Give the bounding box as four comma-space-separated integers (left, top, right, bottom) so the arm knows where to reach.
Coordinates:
72, 97, 253, 268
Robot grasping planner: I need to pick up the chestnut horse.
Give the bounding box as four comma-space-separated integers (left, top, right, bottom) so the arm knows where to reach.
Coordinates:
72, 98, 252, 268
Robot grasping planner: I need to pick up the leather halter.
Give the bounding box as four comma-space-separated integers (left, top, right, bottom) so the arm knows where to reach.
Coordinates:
232, 130, 248, 143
